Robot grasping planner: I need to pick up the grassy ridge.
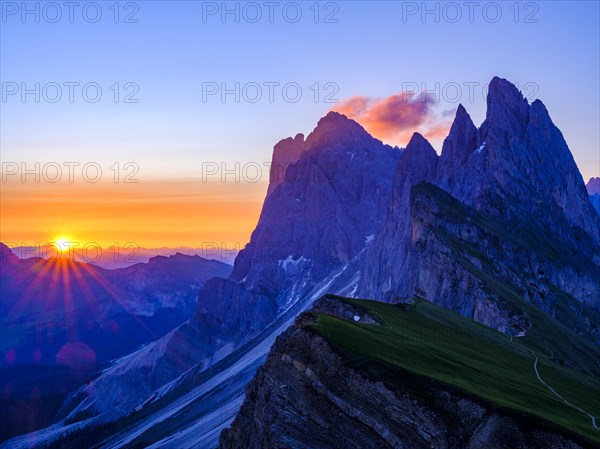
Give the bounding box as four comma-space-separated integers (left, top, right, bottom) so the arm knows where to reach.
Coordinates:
311, 296, 600, 444
410, 182, 600, 379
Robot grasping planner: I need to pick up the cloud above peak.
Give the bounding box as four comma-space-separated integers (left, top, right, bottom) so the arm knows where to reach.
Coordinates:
331, 91, 451, 147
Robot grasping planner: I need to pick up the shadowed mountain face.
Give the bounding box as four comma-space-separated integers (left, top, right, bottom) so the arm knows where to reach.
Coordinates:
204, 111, 401, 338
360, 77, 600, 341
588, 178, 600, 215
439, 78, 599, 243
5, 78, 599, 449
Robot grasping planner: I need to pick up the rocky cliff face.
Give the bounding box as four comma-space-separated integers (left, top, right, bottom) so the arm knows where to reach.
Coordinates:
359, 77, 600, 340
438, 78, 599, 244
187, 110, 401, 366
267, 133, 306, 196
588, 178, 600, 215
187, 111, 400, 361
219, 298, 593, 449
362, 133, 439, 299
405, 183, 599, 342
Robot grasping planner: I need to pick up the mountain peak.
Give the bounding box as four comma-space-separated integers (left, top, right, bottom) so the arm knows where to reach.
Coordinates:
437, 104, 479, 189
320, 110, 348, 122
588, 177, 600, 195
268, 133, 306, 195
455, 103, 468, 117
485, 77, 529, 130
447, 103, 477, 145
304, 111, 372, 152
405, 132, 436, 155
455, 103, 473, 124
487, 76, 525, 103
395, 132, 439, 180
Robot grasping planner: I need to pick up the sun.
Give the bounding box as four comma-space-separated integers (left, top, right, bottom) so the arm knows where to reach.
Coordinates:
53, 236, 72, 252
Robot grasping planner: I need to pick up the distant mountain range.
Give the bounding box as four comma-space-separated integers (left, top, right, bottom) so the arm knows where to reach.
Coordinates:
2, 77, 599, 448
0, 244, 232, 366
0, 247, 231, 441
6, 245, 238, 269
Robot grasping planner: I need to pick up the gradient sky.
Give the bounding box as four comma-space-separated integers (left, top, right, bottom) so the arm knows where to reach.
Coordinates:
1, 1, 599, 248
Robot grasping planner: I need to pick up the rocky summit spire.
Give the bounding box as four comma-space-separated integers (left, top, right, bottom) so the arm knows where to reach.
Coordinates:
359, 132, 438, 300
267, 112, 383, 197
437, 104, 479, 190
396, 132, 439, 180
483, 76, 530, 136
433, 77, 600, 244
304, 111, 374, 153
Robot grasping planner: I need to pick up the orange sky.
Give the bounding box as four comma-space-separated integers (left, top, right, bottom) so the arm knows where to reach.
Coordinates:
0, 178, 266, 249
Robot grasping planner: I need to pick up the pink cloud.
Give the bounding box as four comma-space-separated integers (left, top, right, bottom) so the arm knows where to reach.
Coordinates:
332, 92, 451, 146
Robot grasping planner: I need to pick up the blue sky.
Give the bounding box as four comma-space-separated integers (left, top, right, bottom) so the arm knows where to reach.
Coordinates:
2, 0, 599, 181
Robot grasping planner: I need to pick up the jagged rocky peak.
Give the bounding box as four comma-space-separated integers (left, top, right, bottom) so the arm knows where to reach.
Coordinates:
204, 108, 400, 330
483, 76, 530, 136
434, 77, 600, 244
358, 133, 438, 301
437, 103, 479, 189
268, 133, 306, 195
444, 104, 478, 157
304, 111, 376, 152
587, 177, 600, 195
267, 112, 391, 197
406, 131, 433, 152
389, 132, 439, 216
397, 132, 439, 180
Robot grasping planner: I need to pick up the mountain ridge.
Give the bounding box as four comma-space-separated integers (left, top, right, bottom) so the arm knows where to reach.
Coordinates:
4, 77, 599, 449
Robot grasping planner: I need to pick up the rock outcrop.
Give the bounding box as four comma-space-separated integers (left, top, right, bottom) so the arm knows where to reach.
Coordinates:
359, 77, 600, 340
587, 177, 600, 195
219, 298, 593, 449
437, 78, 599, 244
